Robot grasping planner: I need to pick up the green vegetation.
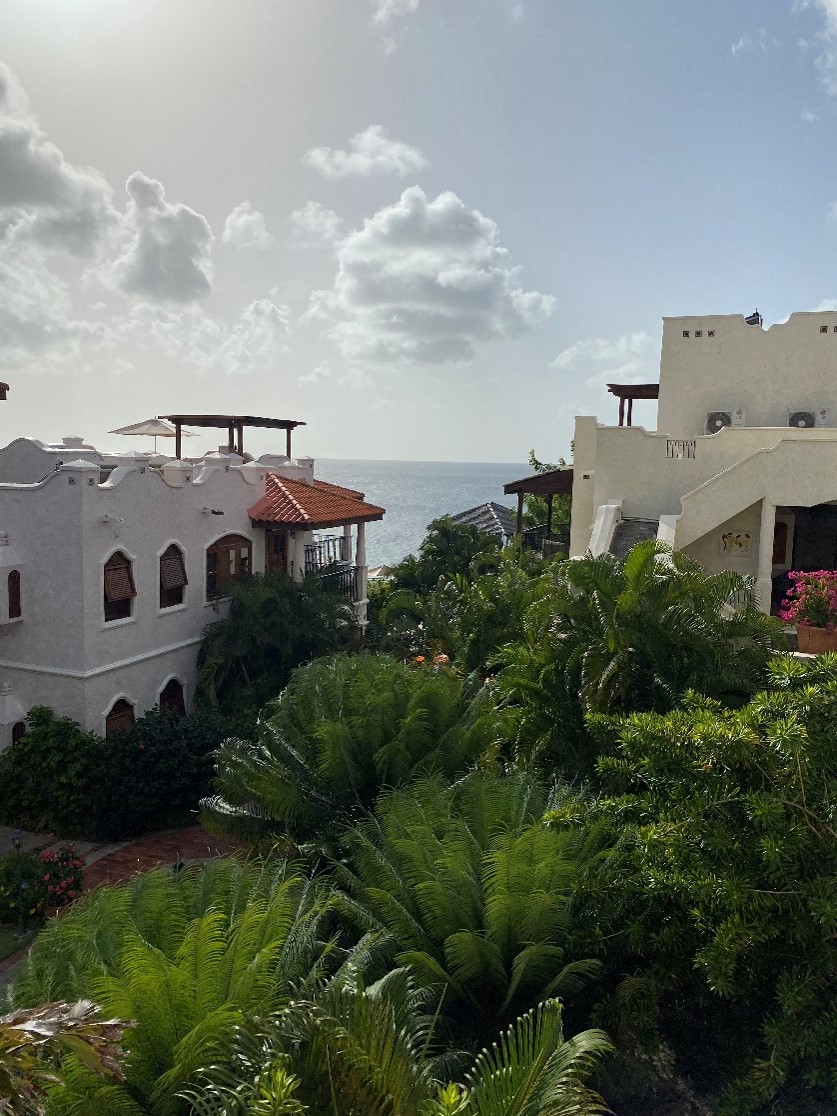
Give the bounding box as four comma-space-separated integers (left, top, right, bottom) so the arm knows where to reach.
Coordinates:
0, 704, 245, 840
7, 528, 837, 1114
203, 652, 511, 847
196, 569, 358, 718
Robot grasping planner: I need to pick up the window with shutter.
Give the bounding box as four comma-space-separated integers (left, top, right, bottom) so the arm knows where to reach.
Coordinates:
8, 570, 21, 619
206, 535, 252, 599
160, 545, 188, 608
105, 698, 134, 739
104, 552, 136, 622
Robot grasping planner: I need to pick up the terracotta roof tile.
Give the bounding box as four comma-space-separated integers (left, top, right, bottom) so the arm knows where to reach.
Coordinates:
248, 473, 385, 530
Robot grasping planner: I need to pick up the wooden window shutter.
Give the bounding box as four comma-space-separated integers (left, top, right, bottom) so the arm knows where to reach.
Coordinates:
104, 558, 136, 602
8, 570, 21, 619
160, 550, 188, 590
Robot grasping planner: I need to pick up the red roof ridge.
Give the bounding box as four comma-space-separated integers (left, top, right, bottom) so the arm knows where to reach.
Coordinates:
269, 473, 309, 518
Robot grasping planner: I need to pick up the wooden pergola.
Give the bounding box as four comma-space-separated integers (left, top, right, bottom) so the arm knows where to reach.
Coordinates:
503, 468, 574, 536
607, 383, 659, 427
159, 414, 306, 460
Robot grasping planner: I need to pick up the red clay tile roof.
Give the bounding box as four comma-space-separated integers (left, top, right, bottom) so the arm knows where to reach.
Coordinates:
248, 473, 385, 530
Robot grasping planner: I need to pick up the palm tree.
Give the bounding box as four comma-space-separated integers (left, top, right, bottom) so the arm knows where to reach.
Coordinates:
195, 571, 356, 716
202, 653, 513, 848
184, 974, 612, 1116
497, 539, 784, 766
12, 859, 335, 1115
334, 772, 604, 1045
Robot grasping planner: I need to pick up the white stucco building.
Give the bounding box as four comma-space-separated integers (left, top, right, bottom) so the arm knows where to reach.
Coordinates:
570, 309, 837, 612
0, 415, 384, 749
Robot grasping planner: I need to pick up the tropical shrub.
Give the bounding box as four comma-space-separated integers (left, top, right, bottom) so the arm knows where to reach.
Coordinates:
0, 849, 45, 925
195, 570, 357, 718
778, 568, 837, 629
498, 539, 784, 771
12, 858, 334, 1115
93, 706, 248, 840
0, 705, 246, 841
0, 707, 100, 835
203, 652, 512, 847
185, 978, 612, 1116
335, 771, 605, 1045
567, 654, 837, 1113
376, 546, 548, 673
39, 843, 84, 910
387, 516, 501, 596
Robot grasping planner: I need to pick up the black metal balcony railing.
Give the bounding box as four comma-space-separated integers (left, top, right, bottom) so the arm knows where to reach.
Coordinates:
316, 565, 359, 599
304, 536, 345, 573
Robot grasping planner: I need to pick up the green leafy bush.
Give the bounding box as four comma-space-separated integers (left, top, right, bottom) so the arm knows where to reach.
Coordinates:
0, 850, 45, 924
0, 707, 100, 835
93, 705, 249, 840
0, 705, 248, 840
568, 654, 837, 1113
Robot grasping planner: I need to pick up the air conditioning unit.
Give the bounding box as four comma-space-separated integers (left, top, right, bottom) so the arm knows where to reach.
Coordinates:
706, 409, 745, 435
788, 410, 816, 429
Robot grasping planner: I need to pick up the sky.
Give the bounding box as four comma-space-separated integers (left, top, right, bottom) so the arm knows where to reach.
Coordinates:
3, 0, 837, 462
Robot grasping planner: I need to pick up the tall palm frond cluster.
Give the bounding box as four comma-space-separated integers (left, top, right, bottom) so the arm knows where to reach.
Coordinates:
202, 652, 513, 846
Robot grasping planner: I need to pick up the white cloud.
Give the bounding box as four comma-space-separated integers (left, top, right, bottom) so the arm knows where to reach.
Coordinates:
0, 241, 101, 360
731, 28, 774, 56
802, 105, 820, 121
111, 172, 214, 302
552, 332, 654, 385
0, 62, 118, 257
222, 201, 274, 250
370, 0, 420, 24
307, 185, 555, 364
304, 125, 427, 179
291, 201, 343, 246
797, 0, 837, 93
116, 298, 291, 377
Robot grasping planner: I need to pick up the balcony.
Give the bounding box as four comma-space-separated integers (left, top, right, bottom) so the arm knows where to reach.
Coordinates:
304, 535, 346, 572
315, 564, 359, 599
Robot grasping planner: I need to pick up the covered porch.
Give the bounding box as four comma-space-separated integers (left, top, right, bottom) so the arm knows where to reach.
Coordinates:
503, 467, 573, 554
248, 473, 385, 624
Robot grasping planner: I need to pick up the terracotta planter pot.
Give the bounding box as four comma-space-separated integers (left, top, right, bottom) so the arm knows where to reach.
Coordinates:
797, 625, 837, 653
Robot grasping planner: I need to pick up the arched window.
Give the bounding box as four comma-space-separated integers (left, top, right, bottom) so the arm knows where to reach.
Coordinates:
160, 544, 188, 609
7, 570, 20, 619
206, 535, 252, 599
104, 552, 136, 622
11, 720, 26, 745
105, 698, 135, 739
160, 678, 186, 717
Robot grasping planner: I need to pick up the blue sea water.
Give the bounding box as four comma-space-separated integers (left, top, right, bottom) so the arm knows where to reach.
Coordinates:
317, 459, 528, 568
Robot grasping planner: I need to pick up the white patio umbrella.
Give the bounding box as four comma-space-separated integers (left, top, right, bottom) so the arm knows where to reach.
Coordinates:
108, 418, 198, 454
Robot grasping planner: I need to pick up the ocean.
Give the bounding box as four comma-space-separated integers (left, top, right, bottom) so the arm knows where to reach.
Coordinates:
317, 459, 528, 568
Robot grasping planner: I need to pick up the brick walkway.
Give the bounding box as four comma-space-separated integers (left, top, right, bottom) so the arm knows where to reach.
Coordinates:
82, 828, 243, 892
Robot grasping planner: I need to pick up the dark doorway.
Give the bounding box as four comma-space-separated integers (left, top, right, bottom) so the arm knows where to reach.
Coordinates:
791, 505, 837, 571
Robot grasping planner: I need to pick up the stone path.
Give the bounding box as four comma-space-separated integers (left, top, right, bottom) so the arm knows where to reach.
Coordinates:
0, 826, 243, 997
